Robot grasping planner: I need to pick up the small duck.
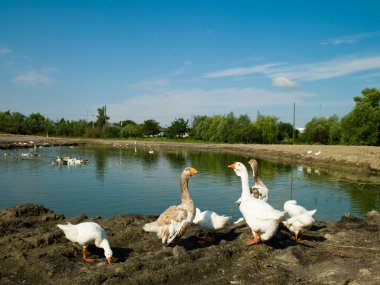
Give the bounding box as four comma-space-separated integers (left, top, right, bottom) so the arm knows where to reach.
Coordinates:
192, 208, 231, 242
80, 159, 89, 164
143, 167, 198, 245
283, 212, 315, 242
284, 200, 317, 218
235, 159, 268, 204
57, 222, 112, 264
229, 162, 285, 245
51, 156, 62, 165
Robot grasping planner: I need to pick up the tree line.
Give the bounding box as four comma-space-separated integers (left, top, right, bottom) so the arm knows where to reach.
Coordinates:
0, 88, 379, 146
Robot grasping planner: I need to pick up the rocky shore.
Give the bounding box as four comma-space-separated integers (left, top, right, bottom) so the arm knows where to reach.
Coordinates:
0, 204, 379, 285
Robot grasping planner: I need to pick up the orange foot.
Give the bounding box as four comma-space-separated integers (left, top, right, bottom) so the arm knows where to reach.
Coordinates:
292, 233, 304, 243
82, 247, 95, 263
83, 257, 95, 263
246, 232, 260, 246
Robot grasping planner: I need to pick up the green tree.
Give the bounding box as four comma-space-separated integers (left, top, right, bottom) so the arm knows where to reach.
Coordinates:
340, 88, 380, 145
24, 113, 52, 135
71, 120, 88, 137
254, 113, 279, 144
327, 115, 341, 144
191, 115, 210, 140
119, 119, 137, 127
166, 118, 189, 139
141, 119, 160, 137
0, 111, 12, 133
11, 112, 26, 134
303, 117, 330, 144
278, 122, 295, 143
121, 124, 142, 138
102, 125, 121, 138
55, 118, 69, 136
95, 106, 110, 128
217, 112, 236, 143
303, 115, 341, 145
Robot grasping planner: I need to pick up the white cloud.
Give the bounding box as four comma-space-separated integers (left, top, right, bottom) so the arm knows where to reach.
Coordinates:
107, 87, 313, 125
202, 63, 283, 78
320, 32, 380, 46
202, 54, 380, 82
291, 55, 380, 81
13, 70, 55, 86
272, 77, 298, 88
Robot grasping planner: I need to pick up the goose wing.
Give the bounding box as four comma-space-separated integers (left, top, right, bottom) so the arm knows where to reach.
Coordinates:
157, 205, 193, 244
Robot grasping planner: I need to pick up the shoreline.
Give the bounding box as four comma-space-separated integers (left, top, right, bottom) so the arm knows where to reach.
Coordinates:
1, 134, 379, 181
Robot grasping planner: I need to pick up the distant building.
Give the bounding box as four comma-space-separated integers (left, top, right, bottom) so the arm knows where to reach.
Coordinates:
297, 127, 305, 134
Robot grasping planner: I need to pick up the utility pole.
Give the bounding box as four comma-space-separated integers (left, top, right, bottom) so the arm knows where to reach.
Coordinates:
292, 102, 295, 144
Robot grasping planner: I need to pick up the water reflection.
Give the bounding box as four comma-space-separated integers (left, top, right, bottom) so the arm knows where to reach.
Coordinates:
0, 145, 379, 221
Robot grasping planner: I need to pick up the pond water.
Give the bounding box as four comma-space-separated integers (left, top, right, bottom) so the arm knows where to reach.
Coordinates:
1, 145, 379, 221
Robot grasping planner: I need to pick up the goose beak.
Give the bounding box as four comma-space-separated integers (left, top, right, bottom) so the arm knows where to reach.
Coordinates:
107, 257, 112, 264
228, 162, 237, 169
190, 167, 198, 175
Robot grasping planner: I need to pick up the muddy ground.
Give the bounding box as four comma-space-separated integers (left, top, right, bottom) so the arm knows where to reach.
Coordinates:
0, 204, 379, 285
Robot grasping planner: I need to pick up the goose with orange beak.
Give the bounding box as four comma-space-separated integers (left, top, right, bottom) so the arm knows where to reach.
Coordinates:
57, 222, 112, 264
143, 167, 198, 245
235, 159, 269, 205
228, 162, 285, 245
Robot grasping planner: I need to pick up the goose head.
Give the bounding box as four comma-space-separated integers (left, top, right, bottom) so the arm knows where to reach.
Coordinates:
248, 159, 259, 176
100, 239, 113, 264
228, 162, 247, 177
183, 167, 198, 178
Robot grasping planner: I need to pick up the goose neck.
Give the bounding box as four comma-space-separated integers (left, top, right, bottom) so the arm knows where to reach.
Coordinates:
240, 171, 251, 199
180, 175, 191, 201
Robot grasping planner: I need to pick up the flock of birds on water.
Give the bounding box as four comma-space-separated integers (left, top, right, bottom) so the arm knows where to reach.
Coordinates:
57, 158, 317, 265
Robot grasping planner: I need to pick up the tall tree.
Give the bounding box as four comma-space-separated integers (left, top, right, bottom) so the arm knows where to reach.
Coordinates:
24, 113, 51, 135
278, 122, 296, 143
303, 117, 331, 144
341, 88, 380, 145
142, 119, 160, 136
166, 118, 189, 138
254, 113, 279, 144
95, 106, 110, 128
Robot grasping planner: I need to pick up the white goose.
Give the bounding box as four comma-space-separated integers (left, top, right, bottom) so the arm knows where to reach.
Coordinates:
57, 222, 112, 264
143, 167, 198, 245
283, 200, 317, 218
283, 212, 315, 242
235, 159, 269, 204
229, 162, 285, 245
193, 208, 231, 242
51, 156, 62, 165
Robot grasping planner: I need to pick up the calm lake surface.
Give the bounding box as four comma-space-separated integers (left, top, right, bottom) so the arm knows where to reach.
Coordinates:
1, 145, 379, 221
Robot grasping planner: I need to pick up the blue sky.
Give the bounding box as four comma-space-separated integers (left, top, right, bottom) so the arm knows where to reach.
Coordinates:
1, 0, 380, 128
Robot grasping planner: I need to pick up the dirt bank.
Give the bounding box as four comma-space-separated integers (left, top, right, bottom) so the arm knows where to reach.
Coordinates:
0, 204, 379, 285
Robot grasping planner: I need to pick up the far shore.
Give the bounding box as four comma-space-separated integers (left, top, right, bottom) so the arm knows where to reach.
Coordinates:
1, 134, 379, 183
